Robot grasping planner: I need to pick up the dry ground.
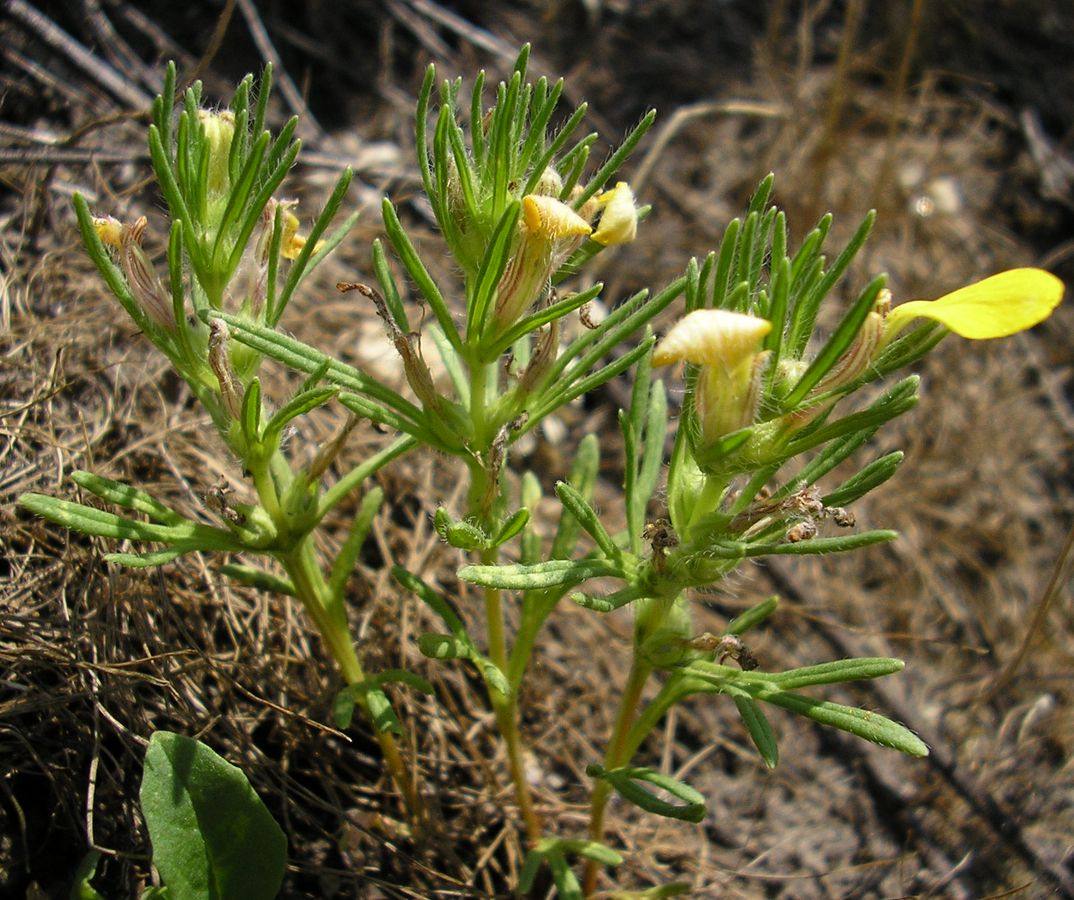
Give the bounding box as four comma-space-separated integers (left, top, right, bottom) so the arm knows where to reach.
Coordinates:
2, 1, 1074, 897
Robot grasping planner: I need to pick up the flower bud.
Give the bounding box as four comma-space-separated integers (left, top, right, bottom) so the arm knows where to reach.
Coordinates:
533, 166, 563, 198
92, 215, 124, 249
208, 318, 243, 419
591, 181, 638, 246
114, 216, 174, 331
814, 289, 890, 394
198, 109, 235, 197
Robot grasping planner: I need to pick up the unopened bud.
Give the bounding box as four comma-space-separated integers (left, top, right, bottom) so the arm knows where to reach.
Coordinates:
120, 217, 174, 331
518, 320, 560, 394
814, 289, 891, 394
533, 166, 563, 198
208, 318, 243, 418
92, 215, 124, 249
198, 110, 235, 196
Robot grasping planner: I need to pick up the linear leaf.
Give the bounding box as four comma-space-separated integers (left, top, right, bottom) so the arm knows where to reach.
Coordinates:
459, 558, 623, 590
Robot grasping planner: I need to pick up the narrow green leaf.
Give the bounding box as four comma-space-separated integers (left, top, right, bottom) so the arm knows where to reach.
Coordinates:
708, 219, 741, 311
555, 481, 621, 562
218, 563, 295, 596
211, 311, 422, 424
765, 657, 904, 689
328, 487, 383, 601
761, 691, 928, 756
789, 210, 876, 356
492, 508, 530, 548
104, 545, 199, 568
459, 558, 622, 590
770, 424, 880, 501
468, 202, 520, 341
70, 471, 186, 526
725, 595, 779, 635
706, 529, 897, 559
491, 281, 604, 355
782, 273, 887, 408
822, 451, 903, 508
240, 378, 262, 445
572, 584, 644, 613
587, 764, 706, 823
270, 163, 351, 323
261, 385, 339, 448
733, 695, 779, 768
529, 338, 654, 433
140, 732, 286, 900
19, 493, 239, 548
381, 199, 461, 352
784, 376, 918, 455
551, 433, 599, 559
572, 109, 657, 207
392, 566, 467, 636
147, 126, 201, 274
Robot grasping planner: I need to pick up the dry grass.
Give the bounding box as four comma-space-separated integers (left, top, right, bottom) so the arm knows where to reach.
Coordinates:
2, 2, 1073, 897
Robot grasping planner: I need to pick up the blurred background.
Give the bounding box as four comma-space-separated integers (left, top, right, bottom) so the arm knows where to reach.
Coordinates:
2, 1, 1073, 896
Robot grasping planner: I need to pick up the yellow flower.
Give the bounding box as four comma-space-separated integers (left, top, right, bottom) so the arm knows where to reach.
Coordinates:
653, 309, 772, 445
884, 268, 1064, 341
491, 195, 591, 331
280, 208, 325, 260
92, 215, 124, 249
591, 181, 638, 246
653, 309, 771, 369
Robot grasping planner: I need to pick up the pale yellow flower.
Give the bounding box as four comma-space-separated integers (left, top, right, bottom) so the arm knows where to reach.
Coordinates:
590, 181, 638, 246
654, 309, 772, 444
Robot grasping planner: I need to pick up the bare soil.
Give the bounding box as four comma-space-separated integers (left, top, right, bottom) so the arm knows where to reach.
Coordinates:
3, 2, 1074, 897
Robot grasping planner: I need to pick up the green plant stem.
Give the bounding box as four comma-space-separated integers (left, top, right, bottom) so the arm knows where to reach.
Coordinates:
465, 351, 542, 844
484, 556, 543, 844
582, 655, 653, 896
280, 537, 422, 821
251, 448, 421, 821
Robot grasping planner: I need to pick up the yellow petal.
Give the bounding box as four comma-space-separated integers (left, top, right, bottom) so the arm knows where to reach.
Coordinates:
591, 181, 638, 246
653, 309, 772, 368
885, 268, 1064, 339
522, 194, 592, 240
92, 215, 124, 249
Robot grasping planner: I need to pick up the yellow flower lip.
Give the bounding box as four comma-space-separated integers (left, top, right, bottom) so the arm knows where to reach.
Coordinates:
653, 309, 772, 369
885, 268, 1064, 340
521, 194, 592, 240
591, 181, 638, 246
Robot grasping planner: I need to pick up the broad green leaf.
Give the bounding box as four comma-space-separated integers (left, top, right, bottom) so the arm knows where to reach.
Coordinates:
70, 850, 107, 900
140, 732, 286, 900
